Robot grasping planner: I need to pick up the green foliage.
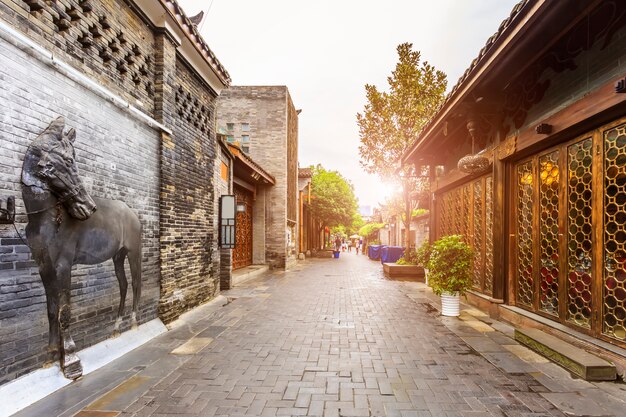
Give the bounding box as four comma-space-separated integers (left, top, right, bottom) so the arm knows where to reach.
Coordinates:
310, 165, 358, 229
412, 208, 428, 218
350, 213, 365, 235
397, 239, 431, 266
357, 44, 446, 245
414, 240, 432, 267
358, 222, 385, 239
331, 225, 347, 237
396, 250, 419, 265
357, 43, 447, 179
427, 235, 473, 296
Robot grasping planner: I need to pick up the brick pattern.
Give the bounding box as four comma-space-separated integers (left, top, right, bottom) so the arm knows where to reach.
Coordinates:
121, 256, 568, 417
217, 87, 299, 269
0, 36, 160, 384
0, 0, 156, 115
287, 96, 298, 224
216, 146, 232, 290
158, 57, 219, 324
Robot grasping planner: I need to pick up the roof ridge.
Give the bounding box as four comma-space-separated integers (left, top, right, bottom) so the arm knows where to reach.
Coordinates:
162, 0, 231, 85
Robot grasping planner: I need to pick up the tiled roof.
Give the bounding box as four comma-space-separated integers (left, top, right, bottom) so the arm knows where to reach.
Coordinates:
298, 167, 312, 178
227, 142, 276, 184
446, 0, 530, 101
161, 0, 231, 86
406, 0, 531, 158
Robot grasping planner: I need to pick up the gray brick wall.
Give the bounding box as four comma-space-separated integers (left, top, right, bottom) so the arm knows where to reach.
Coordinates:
217, 86, 299, 269
216, 146, 232, 290
0, 0, 157, 116
0, 37, 160, 384
157, 56, 220, 324
252, 187, 267, 265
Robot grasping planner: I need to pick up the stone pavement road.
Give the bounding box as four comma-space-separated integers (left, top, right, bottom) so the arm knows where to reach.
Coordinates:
14, 253, 626, 417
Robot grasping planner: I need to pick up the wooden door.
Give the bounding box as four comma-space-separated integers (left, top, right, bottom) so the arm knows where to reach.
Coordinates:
511, 117, 626, 347
233, 186, 253, 270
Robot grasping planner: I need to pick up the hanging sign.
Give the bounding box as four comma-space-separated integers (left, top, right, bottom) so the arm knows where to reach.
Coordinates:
219, 195, 236, 248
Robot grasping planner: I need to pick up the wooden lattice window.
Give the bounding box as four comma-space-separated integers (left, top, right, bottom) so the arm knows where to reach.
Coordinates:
511, 118, 626, 347
436, 175, 494, 297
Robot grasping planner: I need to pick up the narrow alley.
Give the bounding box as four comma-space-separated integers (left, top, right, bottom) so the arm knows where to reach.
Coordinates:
13, 254, 626, 417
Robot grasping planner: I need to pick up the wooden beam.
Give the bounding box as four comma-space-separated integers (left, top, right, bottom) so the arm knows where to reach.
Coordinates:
511, 75, 626, 159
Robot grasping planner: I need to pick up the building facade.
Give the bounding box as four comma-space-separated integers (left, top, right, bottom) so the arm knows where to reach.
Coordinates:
298, 167, 323, 255
402, 0, 626, 356
0, 0, 230, 384
217, 86, 300, 269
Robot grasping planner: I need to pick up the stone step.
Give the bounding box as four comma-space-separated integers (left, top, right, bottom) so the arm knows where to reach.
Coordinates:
514, 328, 617, 381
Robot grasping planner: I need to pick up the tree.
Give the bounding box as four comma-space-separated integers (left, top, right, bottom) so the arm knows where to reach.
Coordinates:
378, 192, 428, 245
358, 222, 385, 241
357, 42, 447, 247
350, 213, 365, 235
310, 164, 358, 237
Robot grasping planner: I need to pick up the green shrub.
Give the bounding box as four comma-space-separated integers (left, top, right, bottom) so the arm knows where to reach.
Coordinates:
396, 250, 419, 265
427, 235, 473, 296
414, 240, 432, 267
397, 240, 431, 266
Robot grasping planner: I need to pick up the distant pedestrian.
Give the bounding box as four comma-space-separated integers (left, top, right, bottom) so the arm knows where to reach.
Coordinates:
355, 244, 360, 255
334, 236, 341, 251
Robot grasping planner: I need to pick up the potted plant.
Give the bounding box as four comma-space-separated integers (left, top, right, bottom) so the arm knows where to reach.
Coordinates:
426, 235, 473, 317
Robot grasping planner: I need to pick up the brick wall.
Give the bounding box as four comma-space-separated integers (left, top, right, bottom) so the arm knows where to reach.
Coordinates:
217, 86, 299, 269
252, 187, 267, 265
0, 36, 160, 384
286, 95, 298, 264
287, 97, 298, 224
216, 146, 232, 290
0, 0, 229, 384
158, 56, 220, 323
0, 0, 157, 116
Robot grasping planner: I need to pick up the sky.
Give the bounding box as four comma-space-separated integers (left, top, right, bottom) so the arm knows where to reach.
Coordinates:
179, 0, 519, 209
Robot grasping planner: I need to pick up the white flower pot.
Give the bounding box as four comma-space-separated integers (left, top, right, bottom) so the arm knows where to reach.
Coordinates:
440, 292, 460, 317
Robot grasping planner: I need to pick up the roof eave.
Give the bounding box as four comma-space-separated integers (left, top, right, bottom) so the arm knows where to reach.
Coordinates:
133, 0, 231, 94
402, 0, 547, 166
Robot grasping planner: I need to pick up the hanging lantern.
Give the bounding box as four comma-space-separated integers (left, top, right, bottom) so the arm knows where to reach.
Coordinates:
457, 152, 491, 174
457, 118, 492, 174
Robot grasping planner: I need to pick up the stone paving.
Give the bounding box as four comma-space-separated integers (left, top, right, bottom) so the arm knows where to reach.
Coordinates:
13, 253, 626, 417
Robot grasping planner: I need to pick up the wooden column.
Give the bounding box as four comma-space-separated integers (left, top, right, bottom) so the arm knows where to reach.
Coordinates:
428, 164, 437, 244
492, 153, 507, 301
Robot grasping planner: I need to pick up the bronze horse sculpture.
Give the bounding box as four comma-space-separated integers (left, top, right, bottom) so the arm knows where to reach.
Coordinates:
21, 117, 142, 379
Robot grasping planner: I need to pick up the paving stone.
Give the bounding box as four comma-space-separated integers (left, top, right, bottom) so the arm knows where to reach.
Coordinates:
17, 256, 626, 417
540, 393, 610, 417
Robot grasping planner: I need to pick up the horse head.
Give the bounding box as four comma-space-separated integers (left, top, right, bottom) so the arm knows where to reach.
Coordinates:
22, 117, 97, 220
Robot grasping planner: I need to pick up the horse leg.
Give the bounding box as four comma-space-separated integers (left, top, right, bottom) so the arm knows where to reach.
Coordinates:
40, 264, 60, 366
56, 259, 82, 380
112, 249, 128, 337
128, 248, 142, 329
